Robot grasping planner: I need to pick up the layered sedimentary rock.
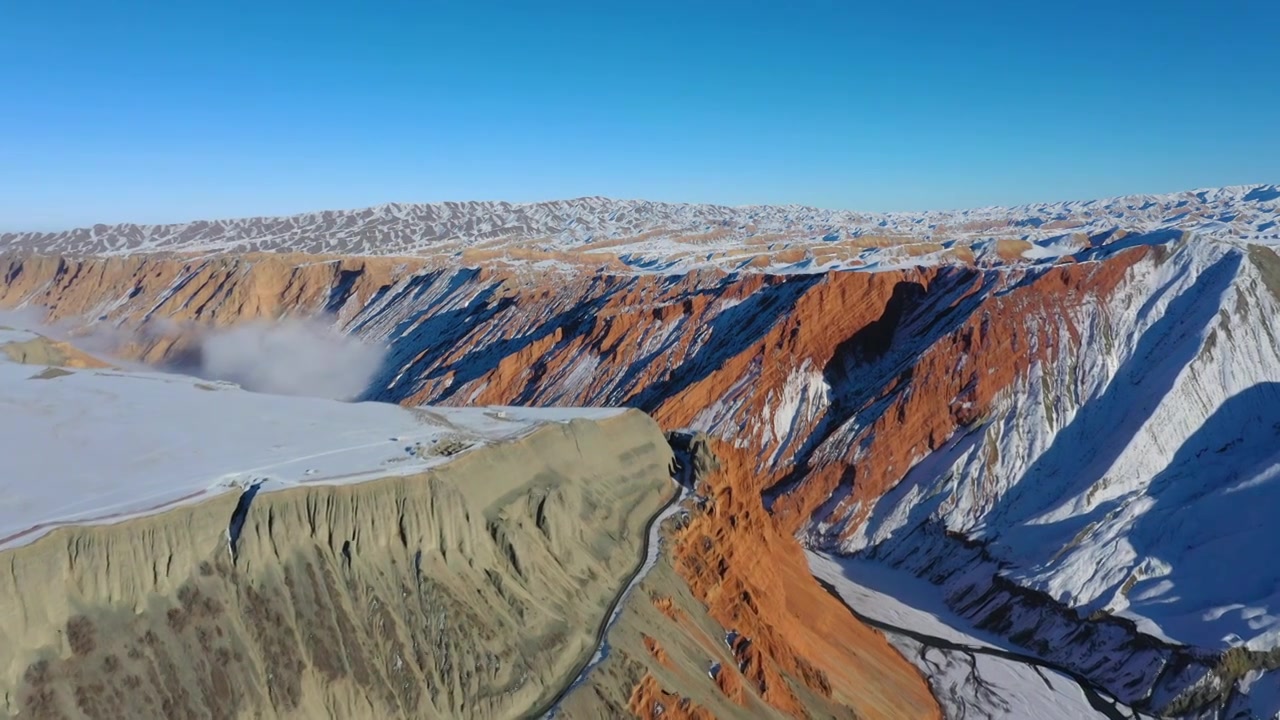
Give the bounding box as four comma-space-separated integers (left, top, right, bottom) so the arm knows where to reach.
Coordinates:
2, 186, 1275, 264
558, 434, 940, 719
5, 186, 1280, 716
0, 410, 675, 719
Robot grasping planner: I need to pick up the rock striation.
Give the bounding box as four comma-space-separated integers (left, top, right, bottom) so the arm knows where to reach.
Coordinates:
6, 185, 1280, 716
0, 411, 674, 719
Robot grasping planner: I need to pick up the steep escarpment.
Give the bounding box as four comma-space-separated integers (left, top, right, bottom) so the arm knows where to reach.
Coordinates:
0, 252, 428, 364
665, 438, 940, 718
0, 245, 1160, 541
833, 241, 1280, 716
0, 411, 675, 719
559, 434, 940, 720
7, 234, 1280, 715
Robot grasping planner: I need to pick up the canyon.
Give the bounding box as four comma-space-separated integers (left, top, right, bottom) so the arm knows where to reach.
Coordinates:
2, 184, 1279, 718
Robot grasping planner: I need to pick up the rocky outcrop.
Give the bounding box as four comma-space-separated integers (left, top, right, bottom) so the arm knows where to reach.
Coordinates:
0, 253, 428, 364
0, 334, 109, 369
0, 411, 675, 719
835, 240, 1280, 716
7, 233, 1280, 715
559, 436, 941, 719
668, 439, 940, 718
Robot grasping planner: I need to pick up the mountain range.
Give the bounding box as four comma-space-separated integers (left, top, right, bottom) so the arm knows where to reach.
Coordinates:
2, 183, 1279, 719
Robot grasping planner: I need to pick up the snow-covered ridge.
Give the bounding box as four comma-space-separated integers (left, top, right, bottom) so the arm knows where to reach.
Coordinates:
0, 326, 622, 551
831, 239, 1280, 652
808, 238, 1280, 715
1, 185, 1276, 263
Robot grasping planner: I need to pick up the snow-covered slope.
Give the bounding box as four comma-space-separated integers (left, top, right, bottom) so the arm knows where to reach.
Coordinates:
4, 187, 1280, 717
805, 239, 1280, 716
2, 185, 1277, 273
0, 325, 621, 550
0, 328, 679, 719
810, 551, 1156, 720
829, 239, 1280, 644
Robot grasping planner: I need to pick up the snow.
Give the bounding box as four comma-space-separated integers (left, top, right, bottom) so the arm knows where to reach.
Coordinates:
799, 239, 1280, 713
833, 239, 1280, 652
0, 336, 622, 550
766, 361, 830, 464
3, 184, 1277, 275
1230, 669, 1280, 719
808, 551, 1155, 720
1019, 234, 1088, 261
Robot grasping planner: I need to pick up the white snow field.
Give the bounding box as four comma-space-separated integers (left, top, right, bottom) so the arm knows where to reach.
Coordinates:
809, 551, 1155, 720
0, 326, 620, 550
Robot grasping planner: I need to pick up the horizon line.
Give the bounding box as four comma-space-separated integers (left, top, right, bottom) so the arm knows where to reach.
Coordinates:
3, 181, 1276, 236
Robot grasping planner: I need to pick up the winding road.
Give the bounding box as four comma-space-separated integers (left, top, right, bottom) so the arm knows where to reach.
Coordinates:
530, 481, 684, 719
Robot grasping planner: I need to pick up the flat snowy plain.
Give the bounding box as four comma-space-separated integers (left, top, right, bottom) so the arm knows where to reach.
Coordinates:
0, 326, 619, 550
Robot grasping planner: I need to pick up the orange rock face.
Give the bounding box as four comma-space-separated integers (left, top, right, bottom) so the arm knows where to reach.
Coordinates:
768, 246, 1151, 537
0, 251, 424, 331
628, 674, 717, 720
641, 635, 672, 668
0, 246, 1158, 718
671, 440, 940, 719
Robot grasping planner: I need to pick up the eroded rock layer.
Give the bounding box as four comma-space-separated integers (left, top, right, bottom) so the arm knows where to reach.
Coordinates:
558, 434, 940, 719
6, 230, 1280, 716
0, 412, 674, 719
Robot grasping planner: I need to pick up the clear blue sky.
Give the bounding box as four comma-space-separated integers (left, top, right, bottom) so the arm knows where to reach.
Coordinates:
2, 1, 1277, 230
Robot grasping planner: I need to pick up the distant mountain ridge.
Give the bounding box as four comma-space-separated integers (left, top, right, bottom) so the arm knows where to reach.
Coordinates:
5, 183, 1280, 717
2, 184, 1277, 262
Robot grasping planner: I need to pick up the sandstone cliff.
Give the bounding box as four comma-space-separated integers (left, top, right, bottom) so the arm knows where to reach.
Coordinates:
8, 233, 1274, 715
1, 410, 675, 720
558, 435, 941, 720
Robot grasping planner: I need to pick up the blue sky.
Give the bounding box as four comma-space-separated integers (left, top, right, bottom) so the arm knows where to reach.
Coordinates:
2, 1, 1277, 229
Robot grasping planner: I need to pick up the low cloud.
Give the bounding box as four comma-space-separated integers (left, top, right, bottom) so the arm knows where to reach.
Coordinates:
0, 306, 52, 333
0, 307, 386, 401
194, 319, 386, 400
0, 306, 145, 358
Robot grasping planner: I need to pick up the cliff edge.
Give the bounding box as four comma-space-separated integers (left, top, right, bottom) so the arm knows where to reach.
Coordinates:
0, 408, 675, 719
